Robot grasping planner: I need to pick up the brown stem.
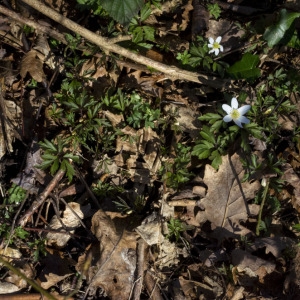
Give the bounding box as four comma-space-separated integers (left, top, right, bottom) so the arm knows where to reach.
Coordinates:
18, 169, 65, 227
19, 0, 231, 89
0, 5, 67, 44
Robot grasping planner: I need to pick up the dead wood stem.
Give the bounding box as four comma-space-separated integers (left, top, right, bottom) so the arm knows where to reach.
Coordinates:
20, 0, 231, 89
0, 5, 67, 43
131, 238, 147, 300
18, 169, 65, 227
144, 271, 164, 300
0, 256, 59, 300
167, 199, 198, 206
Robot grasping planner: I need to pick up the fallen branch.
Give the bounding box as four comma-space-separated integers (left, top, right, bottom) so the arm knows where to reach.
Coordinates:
18, 169, 65, 227
0, 5, 66, 44
19, 0, 232, 89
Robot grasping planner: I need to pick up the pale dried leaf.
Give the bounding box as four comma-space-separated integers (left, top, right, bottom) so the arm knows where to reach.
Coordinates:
251, 237, 295, 257
0, 95, 22, 159
281, 163, 300, 212
198, 153, 260, 234
45, 203, 91, 248
77, 210, 138, 300
232, 249, 276, 273
0, 282, 19, 294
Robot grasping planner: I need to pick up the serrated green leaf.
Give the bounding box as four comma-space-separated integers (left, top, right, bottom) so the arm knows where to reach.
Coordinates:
50, 159, 60, 175
244, 123, 264, 139
39, 139, 57, 152
199, 113, 222, 122
263, 9, 300, 47
210, 150, 222, 170
210, 119, 223, 132
192, 144, 212, 159
200, 126, 216, 143
102, 0, 145, 25
227, 53, 260, 81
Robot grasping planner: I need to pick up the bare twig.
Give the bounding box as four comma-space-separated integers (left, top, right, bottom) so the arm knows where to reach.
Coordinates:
0, 5, 67, 43
144, 270, 164, 300
131, 238, 147, 300
167, 199, 198, 206
18, 169, 65, 227
19, 0, 231, 89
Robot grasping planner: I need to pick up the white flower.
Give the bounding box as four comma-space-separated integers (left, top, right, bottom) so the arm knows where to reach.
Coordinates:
208, 36, 223, 56
222, 97, 251, 128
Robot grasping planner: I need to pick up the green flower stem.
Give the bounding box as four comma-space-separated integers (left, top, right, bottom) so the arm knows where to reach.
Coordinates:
256, 179, 270, 236
0, 256, 58, 300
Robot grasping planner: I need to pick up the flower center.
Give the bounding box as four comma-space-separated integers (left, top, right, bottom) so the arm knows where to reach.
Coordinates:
231, 109, 240, 120
213, 42, 220, 49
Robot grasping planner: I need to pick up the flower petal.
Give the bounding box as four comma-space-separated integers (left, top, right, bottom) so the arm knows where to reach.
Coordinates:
223, 115, 232, 122
239, 116, 250, 124
233, 119, 243, 128
208, 44, 213, 48
216, 36, 222, 43
222, 104, 232, 114
214, 48, 219, 56
231, 97, 239, 109
238, 105, 251, 115
219, 45, 224, 52
208, 37, 214, 44
208, 49, 214, 54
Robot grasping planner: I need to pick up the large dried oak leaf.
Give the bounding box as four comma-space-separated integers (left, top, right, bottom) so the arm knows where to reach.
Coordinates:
198, 153, 260, 234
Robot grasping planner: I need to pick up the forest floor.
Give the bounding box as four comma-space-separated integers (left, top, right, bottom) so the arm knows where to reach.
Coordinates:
0, 0, 300, 299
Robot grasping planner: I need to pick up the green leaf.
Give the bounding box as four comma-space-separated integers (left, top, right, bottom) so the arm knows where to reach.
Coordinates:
192, 144, 212, 159
198, 113, 222, 123
102, 0, 145, 25
263, 9, 300, 47
227, 53, 260, 81
244, 123, 264, 140
200, 126, 216, 143
210, 150, 222, 170
39, 139, 57, 152
50, 159, 60, 175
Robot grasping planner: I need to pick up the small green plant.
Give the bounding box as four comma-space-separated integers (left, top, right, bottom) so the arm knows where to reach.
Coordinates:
161, 143, 192, 189
7, 183, 27, 206
167, 218, 186, 242
207, 3, 221, 19
28, 238, 47, 262
38, 137, 81, 182
128, 3, 155, 46
176, 36, 228, 76
103, 89, 160, 129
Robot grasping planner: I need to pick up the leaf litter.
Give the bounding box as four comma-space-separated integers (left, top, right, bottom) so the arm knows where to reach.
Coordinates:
0, 0, 299, 299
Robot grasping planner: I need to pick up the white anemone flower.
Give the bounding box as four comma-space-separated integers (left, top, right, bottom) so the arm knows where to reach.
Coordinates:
222, 97, 251, 128
208, 36, 223, 56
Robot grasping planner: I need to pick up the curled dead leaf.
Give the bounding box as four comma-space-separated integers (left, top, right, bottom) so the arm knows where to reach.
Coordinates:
20, 49, 45, 82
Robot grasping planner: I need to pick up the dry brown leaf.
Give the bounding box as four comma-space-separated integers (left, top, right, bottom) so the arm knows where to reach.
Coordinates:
281, 163, 300, 213
250, 237, 295, 258
77, 210, 138, 300
20, 49, 45, 82
197, 153, 260, 236
0, 282, 19, 294
231, 249, 276, 286
39, 251, 73, 289
179, 275, 223, 299
45, 202, 91, 248
0, 87, 22, 159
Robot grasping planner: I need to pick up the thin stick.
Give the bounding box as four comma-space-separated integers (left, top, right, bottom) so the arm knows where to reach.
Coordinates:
19, 0, 231, 89
0, 5, 67, 43
18, 169, 65, 227
131, 238, 147, 300
0, 256, 59, 300
256, 178, 269, 236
